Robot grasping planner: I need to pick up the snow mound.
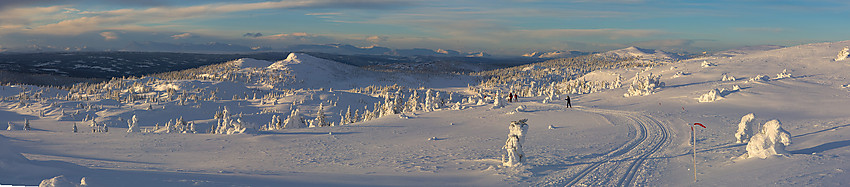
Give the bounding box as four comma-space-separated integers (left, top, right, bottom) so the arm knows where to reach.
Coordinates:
698, 88, 724, 102
39, 175, 78, 187
739, 119, 792, 159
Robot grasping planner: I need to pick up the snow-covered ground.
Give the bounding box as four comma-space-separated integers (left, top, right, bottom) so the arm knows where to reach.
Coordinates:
3, 42, 850, 186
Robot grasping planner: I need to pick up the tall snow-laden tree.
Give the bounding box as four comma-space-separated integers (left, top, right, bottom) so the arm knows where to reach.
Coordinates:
344, 106, 354, 124
492, 91, 505, 109
24, 119, 31, 131
405, 90, 420, 113
503, 119, 528, 167
314, 103, 328, 127
127, 115, 139, 133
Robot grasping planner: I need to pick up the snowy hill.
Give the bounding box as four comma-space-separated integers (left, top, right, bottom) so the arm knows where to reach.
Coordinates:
714, 45, 786, 57
4, 40, 850, 186
598, 46, 685, 62
522, 50, 590, 58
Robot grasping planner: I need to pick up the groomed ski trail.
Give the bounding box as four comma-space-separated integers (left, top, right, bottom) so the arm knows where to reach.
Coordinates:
535, 107, 671, 187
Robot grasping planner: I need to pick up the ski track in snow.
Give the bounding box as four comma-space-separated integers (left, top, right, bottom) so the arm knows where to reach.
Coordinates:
537, 108, 670, 187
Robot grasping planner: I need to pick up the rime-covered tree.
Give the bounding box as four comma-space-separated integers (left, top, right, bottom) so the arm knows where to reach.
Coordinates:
314, 103, 328, 127
23, 119, 31, 131
127, 115, 139, 133
284, 108, 306, 128
735, 113, 755, 143
503, 119, 528, 167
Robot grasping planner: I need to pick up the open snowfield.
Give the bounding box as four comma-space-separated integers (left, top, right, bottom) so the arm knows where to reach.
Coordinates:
3, 41, 850, 186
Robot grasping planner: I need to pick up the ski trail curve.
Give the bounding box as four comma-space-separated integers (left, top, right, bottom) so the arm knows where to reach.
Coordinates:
536, 108, 670, 187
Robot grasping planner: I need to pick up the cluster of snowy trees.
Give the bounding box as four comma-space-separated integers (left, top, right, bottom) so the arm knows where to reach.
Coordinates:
212, 106, 246, 134
6, 119, 31, 131
470, 55, 648, 101
624, 72, 664, 97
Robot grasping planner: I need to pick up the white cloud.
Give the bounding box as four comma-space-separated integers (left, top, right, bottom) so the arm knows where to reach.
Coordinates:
99, 31, 118, 40
171, 33, 194, 39
0, 0, 411, 36
306, 12, 342, 16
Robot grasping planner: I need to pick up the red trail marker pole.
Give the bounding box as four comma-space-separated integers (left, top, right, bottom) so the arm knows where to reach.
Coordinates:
692, 122, 706, 182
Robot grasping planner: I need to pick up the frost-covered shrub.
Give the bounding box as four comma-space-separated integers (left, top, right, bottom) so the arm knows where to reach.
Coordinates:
835, 47, 849, 61
739, 119, 791, 159
503, 119, 528, 167
735, 113, 755, 143
701, 60, 715, 67
775, 69, 791, 79
624, 72, 663, 97
749, 75, 770, 82
722, 74, 736, 82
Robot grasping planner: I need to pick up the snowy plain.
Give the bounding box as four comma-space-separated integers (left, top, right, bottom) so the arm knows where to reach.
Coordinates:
3, 41, 850, 186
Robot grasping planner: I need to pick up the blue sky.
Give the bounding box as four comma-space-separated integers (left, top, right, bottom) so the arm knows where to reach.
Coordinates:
0, 0, 848, 55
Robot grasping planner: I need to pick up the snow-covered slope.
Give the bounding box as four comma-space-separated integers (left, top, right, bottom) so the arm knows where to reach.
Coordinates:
714, 45, 785, 57
4, 40, 850, 186
522, 50, 589, 58
598, 46, 684, 62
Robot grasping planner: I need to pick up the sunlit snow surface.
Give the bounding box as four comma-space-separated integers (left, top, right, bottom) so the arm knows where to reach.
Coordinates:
4, 41, 850, 186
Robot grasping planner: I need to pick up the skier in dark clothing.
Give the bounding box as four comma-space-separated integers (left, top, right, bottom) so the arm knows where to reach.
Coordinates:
508, 93, 513, 102
565, 96, 572, 108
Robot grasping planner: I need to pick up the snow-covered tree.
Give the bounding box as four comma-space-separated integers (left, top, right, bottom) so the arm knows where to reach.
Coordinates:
776, 69, 791, 79
405, 90, 420, 113
314, 103, 328, 127
344, 105, 354, 125
23, 119, 30, 131
213, 106, 246, 134
698, 88, 723, 103
835, 46, 849, 61
7, 122, 13, 131
722, 74, 736, 82
624, 72, 663, 97
493, 91, 505, 109
750, 75, 770, 82
284, 108, 306, 128
127, 115, 139, 133
735, 113, 756, 143
740, 119, 792, 159
502, 119, 528, 167
267, 115, 282, 130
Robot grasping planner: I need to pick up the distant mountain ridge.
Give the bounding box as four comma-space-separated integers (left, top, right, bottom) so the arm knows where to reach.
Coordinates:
597, 46, 685, 62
